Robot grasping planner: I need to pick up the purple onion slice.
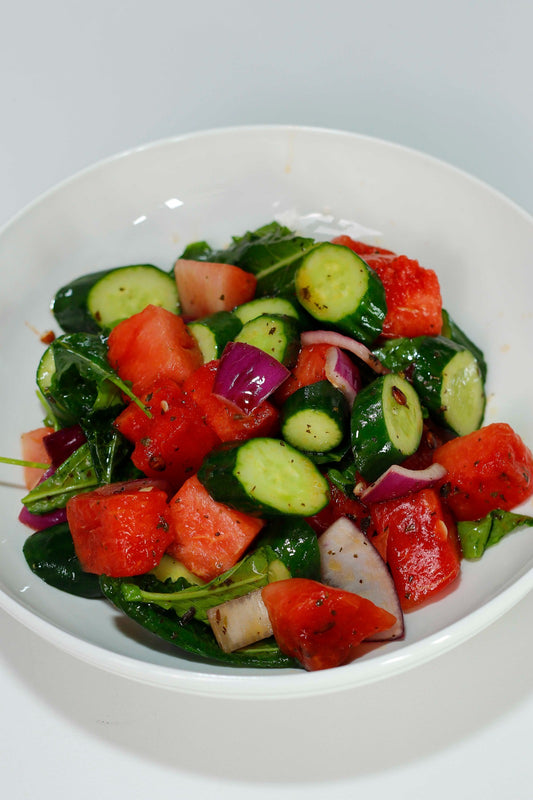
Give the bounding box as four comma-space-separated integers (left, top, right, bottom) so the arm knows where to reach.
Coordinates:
301, 329, 389, 375
18, 504, 67, 531
43, 424, 86, 468
324, 346, 361, 408
358, 462, 447, 505
213, 341, 290, 414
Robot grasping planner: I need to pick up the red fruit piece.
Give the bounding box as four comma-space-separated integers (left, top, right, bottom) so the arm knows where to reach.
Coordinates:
262, 577, 396, 671
166, 475, 265, 581
66, 478, 172, 576
114, 379, 220, 490
432, 422, 533, 521
107, 304, 203, 395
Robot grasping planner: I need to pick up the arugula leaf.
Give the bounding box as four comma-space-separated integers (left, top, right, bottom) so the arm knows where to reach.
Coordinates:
180, 221, 318, 296
21, 443, 98, 514
119, 546, 277, 622
457, 509, 533, 560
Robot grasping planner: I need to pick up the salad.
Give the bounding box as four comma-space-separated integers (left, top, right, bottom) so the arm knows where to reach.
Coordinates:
11, 220, 533, 672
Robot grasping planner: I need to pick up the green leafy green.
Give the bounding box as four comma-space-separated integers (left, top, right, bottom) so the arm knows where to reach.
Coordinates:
258, 517, 321, 579
23, 523, 102, 598
100, 574, 294, 668
457, 509, 533, 560
49, 333, 147, 420
180, 221, 318, 296
81, 407, 138, 484
118, 546, 278, 623
21, 443, 98, 514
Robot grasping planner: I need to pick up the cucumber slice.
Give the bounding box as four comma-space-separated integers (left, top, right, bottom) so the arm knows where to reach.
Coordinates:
234, 313, 301, 366
375, 335, 485, 436
197, 438, 329, 516
188, 311, 242, 361
150, 554, 205, 585
441, 309, 487, 381
52, 269, 110, 333
233, 295, 304, 325
281, 380, 349, 454
295, 243, 386, 345
87, 264, 179, 329
351, 373, 423, 482
36, 345, 56, 395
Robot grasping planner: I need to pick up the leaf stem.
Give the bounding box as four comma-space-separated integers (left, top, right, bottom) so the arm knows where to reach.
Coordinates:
0, 456, 50, 469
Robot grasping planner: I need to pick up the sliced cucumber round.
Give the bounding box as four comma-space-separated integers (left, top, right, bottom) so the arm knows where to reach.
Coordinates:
233, 295, 304, 325
375, 335, 486, 436
36, 345, 56, 395
197, 438, 329, 517
188, 311, 242, 362
87, 264, 179, 329
295, 243, 386, 345
281, 380, 349, 454
234, 313, 301, 366
351, 373, 423, 482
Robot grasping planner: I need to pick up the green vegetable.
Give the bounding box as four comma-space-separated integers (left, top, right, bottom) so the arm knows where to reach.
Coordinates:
295, 242, 387, 345
197, 437, 330, 516
117, 546, 280, 623
441, 309, 487, 381
258, 517, 321, 579
87, 264, 179, 329
457, 510, 533, 560
43, 333, 147, 427
23, 523, 102, 598
350, 373, 423, 482
188, 311, 243, 361
100, 574, 295, 668
281, 380, 350, 455
21, 443, 98, 514
234, 313, 301, 366
374, 335, 485, 436
52, 269, 111, 333
180, 221, 318, 296
233, 294, 305, 325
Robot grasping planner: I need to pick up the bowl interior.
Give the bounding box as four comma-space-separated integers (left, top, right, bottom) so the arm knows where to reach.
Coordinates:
1, 126, 532, 698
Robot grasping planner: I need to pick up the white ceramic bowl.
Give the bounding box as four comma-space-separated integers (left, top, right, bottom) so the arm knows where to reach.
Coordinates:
1, 126, 532, 699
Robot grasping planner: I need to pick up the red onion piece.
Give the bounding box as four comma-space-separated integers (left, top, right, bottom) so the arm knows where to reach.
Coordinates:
18, 504, 67, 531
213, 341, 290, 414
358, 462, 447, 505
300, 329, 389, 375
324, 346, 361, 407
43, 424, 86, 468
319, 516, 404, 641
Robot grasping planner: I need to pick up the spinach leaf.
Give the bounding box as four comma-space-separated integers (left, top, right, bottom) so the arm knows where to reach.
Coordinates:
327, 457, 359, 495
180, 221, 318, 296
21, 443, 98, 514
118, 546, 278, 623
258, 517, 321, 580
100, 574, 294, 668
47, 333, 148, 423
81, 407, 138, 484
457, 509, 533, 560
23, 522, 102, 598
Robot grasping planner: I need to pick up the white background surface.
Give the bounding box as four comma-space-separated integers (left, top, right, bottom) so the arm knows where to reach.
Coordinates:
1, 1, 532, 798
